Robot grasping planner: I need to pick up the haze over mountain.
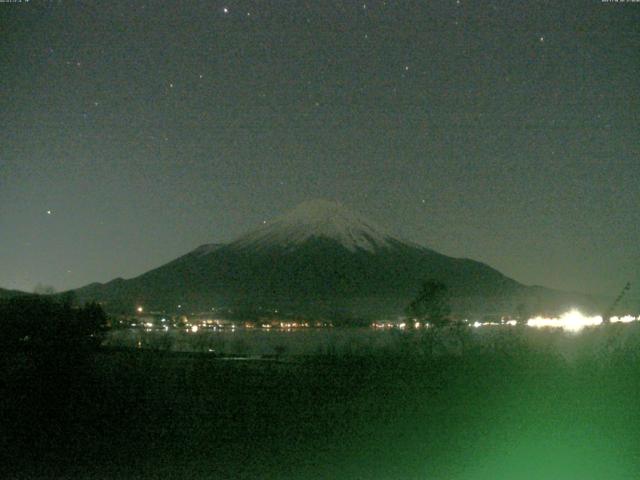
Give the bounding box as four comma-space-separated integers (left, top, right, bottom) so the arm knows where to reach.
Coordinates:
74, 200, 597, 320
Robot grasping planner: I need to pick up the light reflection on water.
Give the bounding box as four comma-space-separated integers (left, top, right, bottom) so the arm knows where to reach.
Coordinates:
103, 320, 640, 360
104, 327, 405, 356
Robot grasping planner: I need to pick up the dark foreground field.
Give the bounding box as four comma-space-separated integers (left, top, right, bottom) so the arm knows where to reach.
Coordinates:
2, 328, 640, 479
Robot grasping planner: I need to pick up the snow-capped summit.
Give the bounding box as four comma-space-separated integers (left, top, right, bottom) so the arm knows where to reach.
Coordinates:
230, 199, 394, 252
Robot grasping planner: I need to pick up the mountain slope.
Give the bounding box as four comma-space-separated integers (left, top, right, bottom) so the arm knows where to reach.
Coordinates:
0, 287, 30, 299
74, 200, 596, 318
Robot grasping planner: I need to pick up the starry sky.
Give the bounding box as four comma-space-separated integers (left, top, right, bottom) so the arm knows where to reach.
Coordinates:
1, 0, 638, 297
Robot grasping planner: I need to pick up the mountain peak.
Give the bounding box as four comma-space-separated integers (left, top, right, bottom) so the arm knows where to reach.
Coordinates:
230, 199, 394, 252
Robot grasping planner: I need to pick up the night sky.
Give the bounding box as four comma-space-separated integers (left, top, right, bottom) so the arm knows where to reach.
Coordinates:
1, 0, 638, 297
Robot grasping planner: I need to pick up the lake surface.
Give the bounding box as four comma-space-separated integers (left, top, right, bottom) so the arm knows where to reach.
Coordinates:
104, 327, 408, 356
104, 322, 640, 360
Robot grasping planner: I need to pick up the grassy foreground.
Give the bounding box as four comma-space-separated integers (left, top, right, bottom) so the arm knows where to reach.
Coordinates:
2, 326, 640, 479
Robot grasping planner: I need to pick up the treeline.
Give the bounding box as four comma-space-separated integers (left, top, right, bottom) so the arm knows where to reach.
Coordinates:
0, 294, 108, 351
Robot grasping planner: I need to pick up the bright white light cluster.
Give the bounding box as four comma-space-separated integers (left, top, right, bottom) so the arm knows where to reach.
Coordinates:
610, 315, 637, 324
527, 309, 603, 332
471, 320, 516, 328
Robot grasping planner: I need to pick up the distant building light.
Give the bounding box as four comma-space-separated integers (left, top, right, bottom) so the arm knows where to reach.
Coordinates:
527, 309, 602, 332
136, 306, 143, 313
610, 315, 636, 324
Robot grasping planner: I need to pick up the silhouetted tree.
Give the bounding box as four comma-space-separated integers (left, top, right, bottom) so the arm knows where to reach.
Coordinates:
516, 302, 530, 326
0, 295, 109, 463
406, 280, 451, 328
60, 290, 77, 308
0, 295, 107, 351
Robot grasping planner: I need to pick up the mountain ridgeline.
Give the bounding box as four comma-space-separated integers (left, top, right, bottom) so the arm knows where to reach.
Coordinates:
73, 200, 596, 319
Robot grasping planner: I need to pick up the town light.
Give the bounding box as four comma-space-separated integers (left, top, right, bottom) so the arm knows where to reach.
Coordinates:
527, 309, 602, 332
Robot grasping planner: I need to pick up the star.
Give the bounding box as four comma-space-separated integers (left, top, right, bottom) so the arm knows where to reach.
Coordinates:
47, 210, 52, 215
223, 6, 229, 14
539, 36, 545, 43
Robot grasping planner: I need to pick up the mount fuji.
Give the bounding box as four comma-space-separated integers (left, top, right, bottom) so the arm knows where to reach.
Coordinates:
73, 200, 594, 319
